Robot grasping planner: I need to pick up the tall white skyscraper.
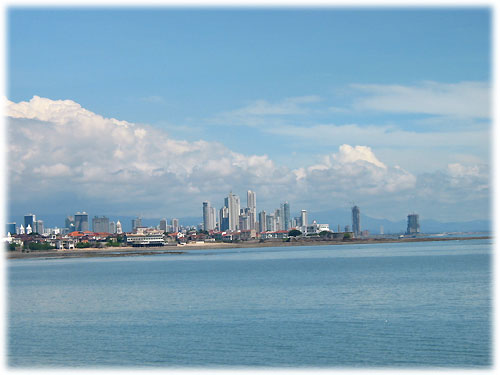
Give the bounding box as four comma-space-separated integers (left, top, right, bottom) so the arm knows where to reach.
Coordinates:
228, 192, 240, 231
301, 210, 308, 228
203, 201, 216, 231
247, 190, 257, 230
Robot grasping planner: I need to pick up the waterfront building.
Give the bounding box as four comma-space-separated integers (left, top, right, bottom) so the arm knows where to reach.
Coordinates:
116, 220, 123, 234
172, 218, 179, 233
227, 192, 240, 231
74, 212, 89, 232
352, 205, 361, 237
24, 214, 36, 231
125, 229, 165, 247
407, 214, 420, 234
92, 216, 110, 233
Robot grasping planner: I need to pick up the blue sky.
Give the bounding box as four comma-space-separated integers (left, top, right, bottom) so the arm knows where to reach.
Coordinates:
5, 7, 492, 225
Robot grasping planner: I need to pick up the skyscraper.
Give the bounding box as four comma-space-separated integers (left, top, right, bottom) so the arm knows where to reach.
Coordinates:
159, 218, 167, 232
406, 214, 420, 234
219, 206, 229, 232
74, 212, 89, 232
65, 215, 75, 231
131, 217, 142, 232
6, 223, 16, 235
352, 206, 361, 237
300, 209, 308, 228
247, 190, 256, 212
35, 220, 44, 234
172, 218, 179, 233
258, 210, 266, 233
228, 192, 240, 231
281, 202, 290, 231
24, 214, 36, 231
247, 190, 257, 230
203, 202, 216, 231
92, 216, 110, 233
109, 221, 116, 234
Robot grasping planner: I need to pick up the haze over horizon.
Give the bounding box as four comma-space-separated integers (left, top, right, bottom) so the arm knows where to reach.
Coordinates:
5, 7, 491, 225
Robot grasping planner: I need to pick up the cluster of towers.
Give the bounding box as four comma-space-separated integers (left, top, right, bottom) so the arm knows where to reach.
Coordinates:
203, 191, 306, 233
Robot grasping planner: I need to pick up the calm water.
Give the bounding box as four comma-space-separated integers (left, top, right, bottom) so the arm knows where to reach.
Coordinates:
8, 239, 492, 368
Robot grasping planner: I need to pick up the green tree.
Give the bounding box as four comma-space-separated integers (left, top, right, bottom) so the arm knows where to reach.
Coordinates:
75, 242, 92, 248
288, 229, 302, 237
343, 232, 352, 240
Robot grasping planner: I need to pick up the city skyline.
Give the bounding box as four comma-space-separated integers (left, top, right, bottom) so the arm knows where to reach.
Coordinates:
5, 7, 491, 224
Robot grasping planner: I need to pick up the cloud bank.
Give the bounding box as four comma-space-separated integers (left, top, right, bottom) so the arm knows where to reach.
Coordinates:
6, 96, 489, 221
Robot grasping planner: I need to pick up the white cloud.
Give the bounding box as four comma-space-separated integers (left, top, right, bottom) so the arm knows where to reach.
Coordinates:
350, 81, 490, 118
6, 96, 489, 220
210, 95, 322, 126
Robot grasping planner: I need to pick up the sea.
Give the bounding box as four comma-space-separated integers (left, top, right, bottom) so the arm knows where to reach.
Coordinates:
7, 238, 492, 368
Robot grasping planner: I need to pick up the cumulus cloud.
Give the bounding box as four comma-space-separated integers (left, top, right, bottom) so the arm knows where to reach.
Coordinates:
350, 81, 490, 118
6, 96, 489, 220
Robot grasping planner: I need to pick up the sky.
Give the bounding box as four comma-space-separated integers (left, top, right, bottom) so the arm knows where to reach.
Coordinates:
4, 6, 492, 226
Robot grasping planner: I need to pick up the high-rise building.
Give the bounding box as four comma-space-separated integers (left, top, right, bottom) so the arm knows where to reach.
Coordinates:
35, 220, 44, 234
300, 210, 308, 228
352, 206, 361, 237
92, 216, 110, 233
219, 206, 229, 232
159, 218, 167, 232
172, 218, 179, 233
26, 224, 33, 234
247, 190, 257, 229
282, 202, 290, 231
116, 220, 123, 234
19, 225, 25, 235
109, 221, 116, 234
74, 212, 89, 232
6, 223, 16, 235
258, 211, 266, 233
274, 209, 281, 230
132, 217, 142, 232
227, 192, 240, 231
203, 202, 216, 231
266, 214, 276, 232
65, 215, 75, 231
24, 214, 36, 231
406, 214, 420, 234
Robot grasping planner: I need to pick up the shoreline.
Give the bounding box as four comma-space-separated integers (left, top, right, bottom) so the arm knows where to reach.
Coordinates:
6, 235, 491, 260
